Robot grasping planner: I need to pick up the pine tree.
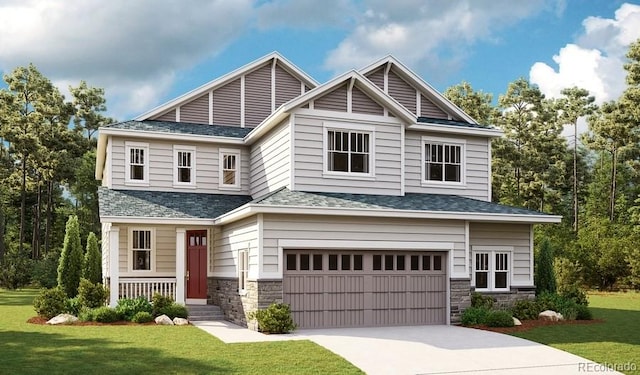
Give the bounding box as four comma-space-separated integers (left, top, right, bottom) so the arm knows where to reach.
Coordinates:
535, 238, 556, 295
82, 232, 102, 284
57, 215, 83, 297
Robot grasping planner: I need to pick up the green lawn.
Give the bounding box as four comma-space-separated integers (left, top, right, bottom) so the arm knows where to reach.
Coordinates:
0, 289, 362, 375
512, 292, 640, 375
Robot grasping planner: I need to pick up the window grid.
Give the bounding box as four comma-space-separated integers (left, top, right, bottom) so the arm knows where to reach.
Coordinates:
177, 151, 192, 183
474, 251, 509, 291
238, 249, 248, 291
222, 153, 237, 186
129, 148, 145, 181
327, 130, 370, 174
424, 142, 462, 182
132, 229, 151, 271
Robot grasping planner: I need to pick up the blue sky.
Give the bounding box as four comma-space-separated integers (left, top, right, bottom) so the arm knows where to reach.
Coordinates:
0, 1, 638, 120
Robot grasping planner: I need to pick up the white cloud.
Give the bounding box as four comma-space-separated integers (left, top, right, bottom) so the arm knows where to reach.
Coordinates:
323, 0, 552, 75
255, 0, 355, 29
0, 0, 253, 119
530, 2, 640, 104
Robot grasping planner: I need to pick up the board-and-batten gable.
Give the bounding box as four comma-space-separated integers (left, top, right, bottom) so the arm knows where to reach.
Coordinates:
139, 52, 318, 127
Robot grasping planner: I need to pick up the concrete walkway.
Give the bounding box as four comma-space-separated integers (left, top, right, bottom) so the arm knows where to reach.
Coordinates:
193, 321, 619, 375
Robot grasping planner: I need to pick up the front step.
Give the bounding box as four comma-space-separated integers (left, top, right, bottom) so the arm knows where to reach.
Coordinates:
186, 304, 225, 321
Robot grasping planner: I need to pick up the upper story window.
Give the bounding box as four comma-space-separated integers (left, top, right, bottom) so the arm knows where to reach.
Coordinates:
131, 228, 154, 272
173, 145, 196, 187
473, 247, 511, 292
125, 142, 149, 185
220, 149, 240, 189
324, 123, 375, 178
422, 136, 465, 185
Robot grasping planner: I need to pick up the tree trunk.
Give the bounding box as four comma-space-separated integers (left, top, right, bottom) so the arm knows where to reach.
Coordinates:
19, 153, 27, 253
610, 149, 617, 222
44, 180, 53, 254
573, 121, 579, 232
31, 181, 42, 259
0, 203, 5, 261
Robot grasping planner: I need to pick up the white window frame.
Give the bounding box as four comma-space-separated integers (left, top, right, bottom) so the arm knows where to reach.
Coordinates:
421, 136, 466, 187
472, 246, 513, 292
323, 122, 375, 179
125, 141, 149, 186
219, 148, 241, 190
129, 227, 155, 273
173, 145, 196, 187
238, 247, 249, 294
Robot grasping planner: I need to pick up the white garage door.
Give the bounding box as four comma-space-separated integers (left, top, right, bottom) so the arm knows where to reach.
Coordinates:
283, 250, 447, 328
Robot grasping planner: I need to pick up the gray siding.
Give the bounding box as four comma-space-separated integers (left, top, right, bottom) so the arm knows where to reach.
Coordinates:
110, 137, 250, 194
245, 64, 272, 127
275, 64, 303, 108
352, 86, 384, 115
152, 109, 176, 122
262, 214, 467, 275
404, 131, 490, 201
213, 78, 241, 126
388, 70, 416, 113
314, 83, 348, 112
469, 223, 532, 286
180, 93, 209, 124
420, 94, 448, 119
293, 113, 402, 195
365, 67, 385, 90
213, 216, 258, 275
250, 119, 291, 197
117, 224, 177, 276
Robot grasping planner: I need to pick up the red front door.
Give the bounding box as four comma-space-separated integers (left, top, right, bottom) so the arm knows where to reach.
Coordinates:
187, 230, 208, 299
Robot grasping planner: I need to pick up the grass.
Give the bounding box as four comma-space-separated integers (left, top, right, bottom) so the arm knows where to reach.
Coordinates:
0, 288, 362, 375
512, 291, 640, 374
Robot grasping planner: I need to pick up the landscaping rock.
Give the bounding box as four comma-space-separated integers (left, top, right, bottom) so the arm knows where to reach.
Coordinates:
155, 314, 174, 325
173, 317, 189, 326
539, 310, 563, 322
47, 314, 78, 325
513, 317, 522, 326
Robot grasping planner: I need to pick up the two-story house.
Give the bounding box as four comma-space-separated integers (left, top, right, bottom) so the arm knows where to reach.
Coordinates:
96, 52, 560, 329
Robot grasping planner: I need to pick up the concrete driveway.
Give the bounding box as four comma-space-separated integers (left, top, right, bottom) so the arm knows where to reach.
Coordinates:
194, 322, 618, 375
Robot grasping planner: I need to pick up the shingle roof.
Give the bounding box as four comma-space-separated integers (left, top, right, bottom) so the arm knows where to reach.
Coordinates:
252, 188, 550, 216
417, 117, 493, 130
98, 187, 252, 219
104, 120, 253, 138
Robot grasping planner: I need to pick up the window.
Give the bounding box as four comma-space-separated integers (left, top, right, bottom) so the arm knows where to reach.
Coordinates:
173, 146, 196, 186
324, 124, 375, 177
422, 137, 464, 184
125, 142, 149, 185
238, 248, 248, 292
131, 229, 153, 271
220, 149, 240, 189
473, 249, 511, 291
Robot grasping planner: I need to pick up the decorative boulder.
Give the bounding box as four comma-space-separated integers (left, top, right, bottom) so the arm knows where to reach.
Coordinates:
513, 317, 522, 326
155, 314, 174, 325
539, 310, 563, 322
47, 314, 78, 325
173, 317, 189, 326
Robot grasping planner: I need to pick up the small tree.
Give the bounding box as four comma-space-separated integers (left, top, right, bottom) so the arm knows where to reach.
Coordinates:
0, 242, 33, 289
535, 238, 557, 295
83, 232, 101, 284
57, 215, 83, 297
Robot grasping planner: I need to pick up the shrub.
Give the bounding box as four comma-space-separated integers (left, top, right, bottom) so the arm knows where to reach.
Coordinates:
91, 306, 120, 323
157, 303, 189, 319
248, 303, 296, 333
471, 292, 494, 309
559, 303, 578, 320
77, 278, 107, 309
82, 232, 102, 284
116, 297, 153, 321
78, 308, 96, 322
575, 305, 593, 320
535, 238, 557, 295
536, 291, 563, 312
57, 216, 83, 297
485, 310, 515, 327
0, 242, 33, 289
131, 311, 154, 323
32, 250, 60, 288
152, 293, 174, 316
65, 297, 82, 316
511, 299, 542, 320
33, 287, 67, 319
460, 307, 490, 326
559, 286, 588, 306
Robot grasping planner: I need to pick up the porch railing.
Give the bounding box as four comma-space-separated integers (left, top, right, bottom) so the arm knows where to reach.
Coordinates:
117, 277, 177, 302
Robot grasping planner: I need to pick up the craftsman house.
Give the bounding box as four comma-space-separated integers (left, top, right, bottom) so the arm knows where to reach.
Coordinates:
96, 52, 560, 329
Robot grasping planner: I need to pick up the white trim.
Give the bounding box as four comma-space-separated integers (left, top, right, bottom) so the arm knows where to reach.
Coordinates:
289, 116, 296, 191
400, 124, 405, 195
271, 59, 276, 112
240, 75, 245, 128
278, 239, 453, 250
238, 246, 249, 293
488, 140, 493, 202
124, 141, 149, 186
175, 228, 186, 305
108, 226, 120, 307
471, 246, 514, 292
176, 107, 180, 122
219, 148, 242, 190
172, 145, 197, 188
257, 214, 265, 278
529, 225, 534, 286
465, 221, 470, 277
101, 216, 214, 225
128, 227, 156, 273
408, 123, 503, 138
99, 127, 245, 145
347, 77, 354, 113
210, 271, 238, 278
416, 91, 421, 117
421, 135, 466, 187
209, 91, 213, 125
107, 136, 113, 188
323, 122, 376, 178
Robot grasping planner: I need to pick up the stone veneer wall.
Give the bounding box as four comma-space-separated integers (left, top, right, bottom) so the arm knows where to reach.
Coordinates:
477, 287, 536, 309
208, 277, 283, 329
450, 279, 472, 324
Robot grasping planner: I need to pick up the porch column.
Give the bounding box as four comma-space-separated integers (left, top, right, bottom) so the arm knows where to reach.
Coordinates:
109, 226, 120, 307
176, 228, 186, 305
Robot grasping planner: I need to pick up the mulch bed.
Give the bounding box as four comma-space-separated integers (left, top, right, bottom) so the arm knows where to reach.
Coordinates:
473, 318, 604, 333
27, 316, 156, 326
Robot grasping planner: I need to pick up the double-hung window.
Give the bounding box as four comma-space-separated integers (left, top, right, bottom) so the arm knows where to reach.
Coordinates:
220, 149, 240, 189
238, 248, 248, 293
131, 228, 153, 271
125, 142, 149, 185
473, 247, 511, 291
422, 137, 464, 184
325, 124, 374, 176
173, 145, 196, 187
